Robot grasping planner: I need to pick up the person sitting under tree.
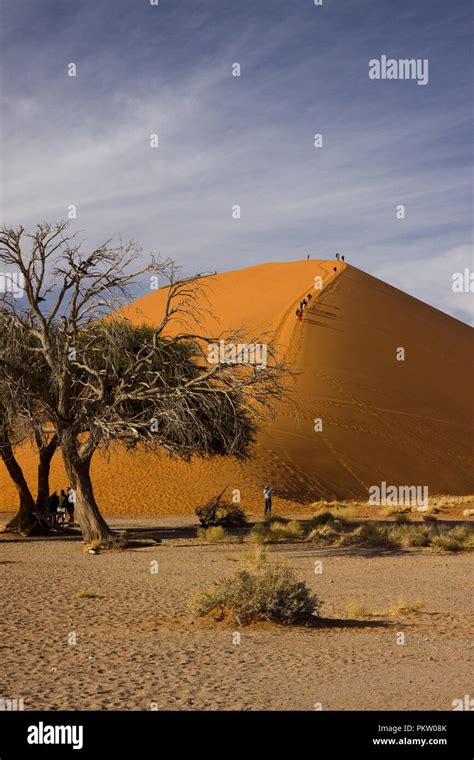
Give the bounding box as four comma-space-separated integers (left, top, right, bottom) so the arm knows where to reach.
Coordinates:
57, 489, 68, 524
66, 487, 75, 527
46, 491, 59, 524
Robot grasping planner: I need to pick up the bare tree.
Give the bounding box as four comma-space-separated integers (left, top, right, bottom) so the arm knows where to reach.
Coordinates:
0, 406, 36, 532
0, 393, 58, 534
0, 223, 289, 546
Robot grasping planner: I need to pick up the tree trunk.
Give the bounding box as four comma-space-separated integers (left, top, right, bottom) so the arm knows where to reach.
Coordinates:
35, 435, 58, 512
0, 433, 36, 533
60, 435, 114, 546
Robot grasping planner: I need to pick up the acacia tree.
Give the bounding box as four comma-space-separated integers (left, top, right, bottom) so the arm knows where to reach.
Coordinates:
0, 223, 288, 546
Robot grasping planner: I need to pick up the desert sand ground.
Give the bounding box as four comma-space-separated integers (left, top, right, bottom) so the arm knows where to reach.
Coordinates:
1, 511, 472, 712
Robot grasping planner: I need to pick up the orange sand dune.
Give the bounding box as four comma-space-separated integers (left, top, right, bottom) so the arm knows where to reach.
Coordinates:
1, 260, 472, 515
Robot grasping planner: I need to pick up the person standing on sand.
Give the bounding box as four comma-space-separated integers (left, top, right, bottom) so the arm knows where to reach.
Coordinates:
336, 253, 340, 260
263, 486, 273, 516
66, 486, 75, 527
341, 255, 345, 261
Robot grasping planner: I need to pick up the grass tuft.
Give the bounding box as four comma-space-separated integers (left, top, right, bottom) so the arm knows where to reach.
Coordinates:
75, 589, 100, 599
387, 595, 426, 615
346, 601, 374, 619
197, 526, 227, 543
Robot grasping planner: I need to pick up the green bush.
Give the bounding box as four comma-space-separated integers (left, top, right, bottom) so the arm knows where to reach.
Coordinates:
189, 562, 319, 626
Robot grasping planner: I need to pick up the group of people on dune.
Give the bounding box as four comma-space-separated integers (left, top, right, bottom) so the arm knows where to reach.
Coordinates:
297, 255, 346, 321
295, 292, 312, 321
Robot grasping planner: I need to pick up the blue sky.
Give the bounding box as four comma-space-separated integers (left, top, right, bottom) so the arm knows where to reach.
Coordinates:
0, 0, 472, 322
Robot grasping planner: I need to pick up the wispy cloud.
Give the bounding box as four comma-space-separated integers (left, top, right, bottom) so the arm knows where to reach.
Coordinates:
0, 0, 472, 322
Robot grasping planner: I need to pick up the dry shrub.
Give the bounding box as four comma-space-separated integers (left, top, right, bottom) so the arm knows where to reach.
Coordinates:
196, 491, 246, 528
308, 523, 341, 543
388, 595, 426, 615
430, 526, 474, 552
249, 524, 268, 544
346, 601, 374, 619
190, 562, 319, 626
268, 520, 304, 540
388, 523, 433, 548
197, 526, 227, 543
356, 522, 399, 549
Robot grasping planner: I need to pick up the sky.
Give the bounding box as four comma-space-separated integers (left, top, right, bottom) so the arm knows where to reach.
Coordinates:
0, 0, 472, 323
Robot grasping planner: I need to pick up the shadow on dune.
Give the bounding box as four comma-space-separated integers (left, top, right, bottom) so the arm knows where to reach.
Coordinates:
303, 319, 342, 331
307, 308, 338, 320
